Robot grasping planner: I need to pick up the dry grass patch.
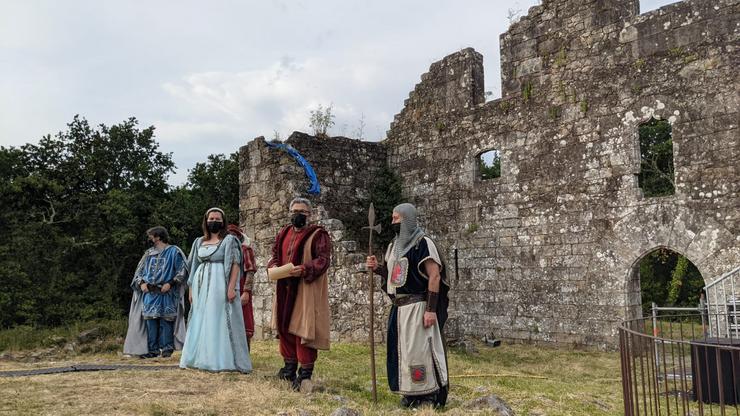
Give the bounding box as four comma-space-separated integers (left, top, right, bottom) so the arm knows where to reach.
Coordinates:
0, 339, 624, 415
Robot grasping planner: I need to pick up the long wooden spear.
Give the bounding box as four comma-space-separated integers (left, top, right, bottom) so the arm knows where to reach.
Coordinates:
363, 203, 381, 402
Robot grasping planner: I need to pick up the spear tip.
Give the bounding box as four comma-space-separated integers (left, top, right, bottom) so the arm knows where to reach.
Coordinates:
368, 202, 376, 226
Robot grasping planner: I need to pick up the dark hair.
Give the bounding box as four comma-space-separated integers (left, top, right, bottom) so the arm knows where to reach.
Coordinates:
146, 226, 170, 244
202, 208, 228, 240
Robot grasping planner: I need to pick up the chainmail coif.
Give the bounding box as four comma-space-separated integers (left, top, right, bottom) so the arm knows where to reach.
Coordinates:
392, 203, 425, 258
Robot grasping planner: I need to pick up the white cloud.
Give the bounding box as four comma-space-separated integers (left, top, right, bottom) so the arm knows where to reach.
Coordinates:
1, 0, 552, 184
161, 56, 395, 142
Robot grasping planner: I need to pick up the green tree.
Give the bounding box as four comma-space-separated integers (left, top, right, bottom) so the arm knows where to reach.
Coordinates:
309, 104, 335, 138
478, 150, 501, 180
188, 152, 240, 223
639, 248, 704, 313
638, 118, 675, 197
370, 166, 404, 250
0, 116, 245, 330
153, 152, 240, 252
0, 116, 174, 327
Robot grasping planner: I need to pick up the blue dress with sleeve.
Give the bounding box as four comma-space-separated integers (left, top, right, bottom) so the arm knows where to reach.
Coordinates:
179, 235, 252, 373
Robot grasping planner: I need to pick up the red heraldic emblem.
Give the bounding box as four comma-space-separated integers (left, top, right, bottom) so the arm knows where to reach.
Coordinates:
389, 257, 409, 287
410, 365, 426, 383
391, 264, 402, 283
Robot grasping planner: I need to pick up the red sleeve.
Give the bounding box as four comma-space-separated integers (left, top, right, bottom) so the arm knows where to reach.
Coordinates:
243, 246, 257, 273
302, 229, 331, 283
267, 227, 286, 268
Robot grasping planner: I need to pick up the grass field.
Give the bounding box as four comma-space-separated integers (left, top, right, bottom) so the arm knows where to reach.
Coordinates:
0, 323, 625, 416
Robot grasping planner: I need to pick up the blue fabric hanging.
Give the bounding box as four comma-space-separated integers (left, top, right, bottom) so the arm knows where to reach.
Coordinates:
265, 142, 321, 195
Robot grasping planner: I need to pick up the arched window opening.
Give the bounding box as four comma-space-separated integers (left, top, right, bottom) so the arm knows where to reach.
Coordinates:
477, 149, 501, 180
638, 117, 675, 197
633, 248, 704, 316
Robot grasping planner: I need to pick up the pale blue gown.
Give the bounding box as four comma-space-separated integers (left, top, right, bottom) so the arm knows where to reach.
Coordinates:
179, 235, 252, 373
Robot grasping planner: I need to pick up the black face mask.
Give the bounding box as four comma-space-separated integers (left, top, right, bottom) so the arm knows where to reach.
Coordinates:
207, 221, 223, 233
391, 223, 401, 236
147, 239, 155, 247
291, 213, 307, 228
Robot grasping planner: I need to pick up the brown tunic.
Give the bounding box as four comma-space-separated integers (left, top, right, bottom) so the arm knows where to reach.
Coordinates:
268, 224, 332, 349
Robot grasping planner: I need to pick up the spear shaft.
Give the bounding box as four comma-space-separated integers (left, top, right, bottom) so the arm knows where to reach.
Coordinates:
368, 222, 377, 402
364, 203, 381, 402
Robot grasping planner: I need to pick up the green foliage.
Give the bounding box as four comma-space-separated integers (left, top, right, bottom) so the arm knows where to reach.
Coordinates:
638, 118, 675, 197
667, 255, 689, 305
554, 46, 567, 67
682, 53, 699, 64
369, 166, 404, 250
465, 223, 480, 234
580, 100, 589, 115
478, 150, 501, 180
334, 165, 403, 255
154, 152, 240, 252
639, 248, 704, 313
0, 116, 173, 328
498, 101, 512, 113
668, 46, 684, 58
557, 80, 567, 102
309, 104, 335, 138
548, 105, 561, 120
0, 319, 126, 351
522, 81, 533, 102
0, 116, 240, 329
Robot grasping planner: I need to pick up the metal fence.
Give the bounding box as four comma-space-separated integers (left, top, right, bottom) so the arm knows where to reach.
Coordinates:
705, 266, 740, 339
619, 307, 740, 415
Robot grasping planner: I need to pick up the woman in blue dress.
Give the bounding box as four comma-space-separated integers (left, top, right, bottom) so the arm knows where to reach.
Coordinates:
180, 207, 252, 373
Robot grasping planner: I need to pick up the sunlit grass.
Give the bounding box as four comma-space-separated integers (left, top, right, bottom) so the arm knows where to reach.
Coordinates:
0, 323, 626, 415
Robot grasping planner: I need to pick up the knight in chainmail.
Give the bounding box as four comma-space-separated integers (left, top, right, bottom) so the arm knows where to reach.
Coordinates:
367, 203, 450, 408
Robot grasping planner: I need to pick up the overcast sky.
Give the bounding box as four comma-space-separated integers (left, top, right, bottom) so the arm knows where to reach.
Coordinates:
1, 0, 676, 185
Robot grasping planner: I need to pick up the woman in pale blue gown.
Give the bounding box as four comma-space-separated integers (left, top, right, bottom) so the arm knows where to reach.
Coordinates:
180, 207, 252, 373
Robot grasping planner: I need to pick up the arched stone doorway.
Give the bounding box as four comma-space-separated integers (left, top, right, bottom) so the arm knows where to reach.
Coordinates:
627, 246, 705, 320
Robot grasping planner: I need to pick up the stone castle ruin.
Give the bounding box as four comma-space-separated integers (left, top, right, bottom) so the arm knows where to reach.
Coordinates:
239, 0, 739, 348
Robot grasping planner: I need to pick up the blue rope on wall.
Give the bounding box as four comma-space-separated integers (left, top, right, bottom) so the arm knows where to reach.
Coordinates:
265, 142, 321, 195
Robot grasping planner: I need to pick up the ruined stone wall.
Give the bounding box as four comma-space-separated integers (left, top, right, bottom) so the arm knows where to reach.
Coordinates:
240, 0, 739, 348
385, 0, 739, 348
238, 133, 389, 341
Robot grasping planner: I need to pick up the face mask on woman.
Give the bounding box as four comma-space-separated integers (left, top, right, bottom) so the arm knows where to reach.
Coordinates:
207, 221, 223, 233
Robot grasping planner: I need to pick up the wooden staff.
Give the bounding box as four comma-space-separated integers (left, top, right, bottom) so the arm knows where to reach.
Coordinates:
363, 203, 381, 402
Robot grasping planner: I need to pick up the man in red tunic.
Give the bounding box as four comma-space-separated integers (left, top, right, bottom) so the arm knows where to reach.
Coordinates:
268, 197, 332, 390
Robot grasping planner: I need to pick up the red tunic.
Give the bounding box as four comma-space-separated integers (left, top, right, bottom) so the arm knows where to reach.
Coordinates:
226, 225, 258, 340
268, 224, 331, 336
239, 245, 256, 339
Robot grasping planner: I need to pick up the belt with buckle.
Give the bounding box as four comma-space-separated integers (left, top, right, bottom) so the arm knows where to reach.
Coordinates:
146, 284, 166, 293
392, 294, 425, 307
